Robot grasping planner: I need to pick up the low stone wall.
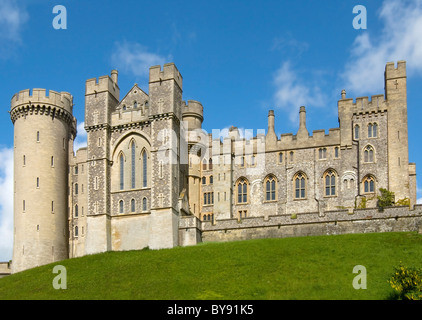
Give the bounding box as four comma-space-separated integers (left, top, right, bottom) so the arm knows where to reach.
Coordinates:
0, 261, 11, 278
200, 205, 422, 243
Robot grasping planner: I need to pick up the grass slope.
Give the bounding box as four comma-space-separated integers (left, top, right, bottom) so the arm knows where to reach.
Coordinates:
1, 232, 422, 300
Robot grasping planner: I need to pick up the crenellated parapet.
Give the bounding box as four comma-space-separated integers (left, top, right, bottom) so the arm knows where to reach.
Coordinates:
338, 93, 387, 116
10, 89, 76, 134
85, 74, 119, 101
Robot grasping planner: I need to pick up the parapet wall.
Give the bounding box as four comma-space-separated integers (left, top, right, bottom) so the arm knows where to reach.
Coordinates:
0, 261, 11, 278
149, 63, 183, 90
85, 74, 119, 100
199, 205, 422, 243
11, 89, 73, 113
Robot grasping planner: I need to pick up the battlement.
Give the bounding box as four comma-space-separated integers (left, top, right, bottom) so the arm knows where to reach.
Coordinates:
182, 100, 203, 119
182, 100, 204, 131
149, 63, 183, 90
277, 127, 340, 149
85, 71, 120, 100
11, 89, 73, 113
338, 93, 387, 115
385, 60, 406, 79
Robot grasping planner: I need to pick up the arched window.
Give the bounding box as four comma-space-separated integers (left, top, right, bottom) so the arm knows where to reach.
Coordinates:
210, 175, 213, 184
202, 159, 207, 171
75, 226, 78, 237
134, 101, 138, 109
294, 172, 306, 199
209, 158, 213, 170
354, 125, 359, 139
278, 152, 283, 163
363, 175, 375, 193
324, 169, 337, 196
75, 204, 78, 217
142, 149, 148, 188
142, 197, 147, 211
334, 147, 339, 158
131, 199, 136, 213
119, 200, 124, 213
131, 141, 136, 189
364, 145, 374, 163
202, 176, 206, 185
265, 175, 277, 201
75, 183, 78, 195
373, 123, 378, 137
319, 148, 327, 159
236, 178, 249, 203
119, 153, 124, 190
368, 123, 373, 138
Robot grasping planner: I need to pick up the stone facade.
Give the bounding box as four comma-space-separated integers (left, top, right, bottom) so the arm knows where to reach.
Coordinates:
9, 61, 418, 273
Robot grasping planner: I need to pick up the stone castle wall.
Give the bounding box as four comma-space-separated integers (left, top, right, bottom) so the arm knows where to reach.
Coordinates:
178, 205, 422, 245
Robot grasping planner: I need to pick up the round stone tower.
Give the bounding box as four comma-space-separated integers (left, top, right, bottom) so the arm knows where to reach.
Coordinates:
10, 89, 76, 273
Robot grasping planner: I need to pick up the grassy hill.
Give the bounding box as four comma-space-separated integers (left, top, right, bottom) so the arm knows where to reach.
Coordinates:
1, 232, 422, 300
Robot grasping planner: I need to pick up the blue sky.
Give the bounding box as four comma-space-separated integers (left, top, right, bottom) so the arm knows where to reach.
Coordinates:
0, 0, 422, 260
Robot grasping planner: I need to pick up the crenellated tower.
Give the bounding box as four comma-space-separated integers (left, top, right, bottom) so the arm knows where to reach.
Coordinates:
148, 63, 185, 249
10, 89, 76, 273
84, 70, 120, 255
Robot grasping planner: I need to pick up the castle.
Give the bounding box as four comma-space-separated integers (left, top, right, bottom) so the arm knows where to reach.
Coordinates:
8, 61, 419, 273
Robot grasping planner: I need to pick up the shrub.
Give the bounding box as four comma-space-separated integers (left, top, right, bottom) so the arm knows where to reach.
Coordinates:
356, 197, 367, 209
396, 197, 411, 208
377, 188, 395, 209
388, 262, 422, 300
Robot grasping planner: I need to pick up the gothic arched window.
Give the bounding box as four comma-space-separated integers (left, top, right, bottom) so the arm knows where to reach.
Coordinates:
294, 172, 306, 199
354, 125, 360, 139
142, 149, 148, 188
264, 175, 277, 201
324, 169, 337, 197
364, 145, 374, 163
131, 141, 136, 189
119, 153, 124, 190
363, 175, 376, 193
236, 178, 249, 204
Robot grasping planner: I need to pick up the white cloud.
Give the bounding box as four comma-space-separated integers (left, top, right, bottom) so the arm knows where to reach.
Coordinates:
342, 0, 422, 95
273, 61, 326, 124
73, 121, 87, 152
111, 42, 169, 79
0, 147, 14, 262
0, 0, 28, 42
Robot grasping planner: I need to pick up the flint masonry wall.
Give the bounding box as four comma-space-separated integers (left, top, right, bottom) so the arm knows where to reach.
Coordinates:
197, 205, 422, 243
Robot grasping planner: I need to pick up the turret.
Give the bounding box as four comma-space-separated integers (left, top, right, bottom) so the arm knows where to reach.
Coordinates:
182, 100, 203, 131
11, 89, 76, 273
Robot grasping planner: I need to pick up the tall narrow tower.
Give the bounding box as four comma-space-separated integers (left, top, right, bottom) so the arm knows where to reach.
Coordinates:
385, 61, 410, 201
10, 89, 76, 273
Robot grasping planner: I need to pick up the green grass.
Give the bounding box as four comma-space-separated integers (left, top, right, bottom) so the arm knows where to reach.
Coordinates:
1, 232, 422, 300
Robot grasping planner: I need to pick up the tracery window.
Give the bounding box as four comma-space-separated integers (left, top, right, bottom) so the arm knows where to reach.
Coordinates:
294, 172, 306, 199
236, 178, 249, 203
324, 169, 337, 196
265, 175, 277, 201
364, 145, 374, 163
